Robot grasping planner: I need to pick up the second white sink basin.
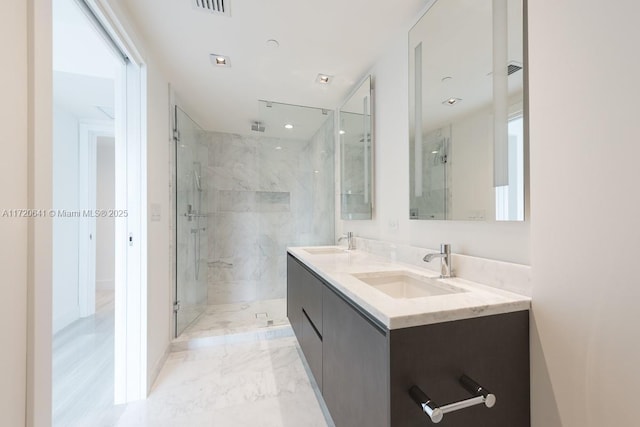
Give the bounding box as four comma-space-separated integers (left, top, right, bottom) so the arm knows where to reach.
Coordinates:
352, 271, 466, 299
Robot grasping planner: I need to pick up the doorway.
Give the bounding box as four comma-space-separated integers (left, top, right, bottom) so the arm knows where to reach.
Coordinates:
51, 0, 147, 424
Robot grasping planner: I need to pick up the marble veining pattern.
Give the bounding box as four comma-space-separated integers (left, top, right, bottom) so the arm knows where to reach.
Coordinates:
115, 334, 332, 427
174, 299, 289, 346
288, 246, 531, 329
205, 121, 334, 306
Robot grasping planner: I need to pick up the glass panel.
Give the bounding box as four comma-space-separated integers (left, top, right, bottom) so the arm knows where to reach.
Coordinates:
175, 106, 209, 336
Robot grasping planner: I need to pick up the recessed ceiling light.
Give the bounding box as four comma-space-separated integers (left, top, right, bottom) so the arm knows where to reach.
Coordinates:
442, 97, 462, 106
284, 124, 294, 129
431, 150, 439, 154
210, 54, 231, 67
316, 74, 332, 84
339, 130, 346, 135
314, 170, 320, 174
275, 146, 282, 150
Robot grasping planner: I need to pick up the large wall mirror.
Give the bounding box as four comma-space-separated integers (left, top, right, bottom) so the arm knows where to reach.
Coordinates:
340, 75, 373, 220
409, 0, 525, 221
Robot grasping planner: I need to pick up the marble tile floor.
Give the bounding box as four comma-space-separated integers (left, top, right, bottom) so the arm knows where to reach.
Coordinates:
115, 332, 333, 427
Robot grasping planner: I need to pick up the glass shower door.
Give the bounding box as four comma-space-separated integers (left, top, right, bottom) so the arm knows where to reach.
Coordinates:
175, 106, 208, 336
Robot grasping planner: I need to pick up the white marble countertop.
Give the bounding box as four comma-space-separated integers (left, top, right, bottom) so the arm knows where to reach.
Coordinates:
287, 246, 531, 330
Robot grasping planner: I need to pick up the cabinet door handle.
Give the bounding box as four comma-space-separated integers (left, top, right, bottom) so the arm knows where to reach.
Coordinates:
409, 375, 496, 424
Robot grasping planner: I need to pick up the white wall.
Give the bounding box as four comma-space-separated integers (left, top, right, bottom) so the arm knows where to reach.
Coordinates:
144, 52, 173, 388
337, 17, 530, 265
52, 105, 81, 333
0, 1, 28, 424
96, 136, 115, 290
528, 1, 640, 426
449, 107, 493, 220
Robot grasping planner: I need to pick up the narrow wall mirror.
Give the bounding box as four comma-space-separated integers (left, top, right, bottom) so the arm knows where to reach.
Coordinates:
340, 75, 373, 220
409, 0, 525, 221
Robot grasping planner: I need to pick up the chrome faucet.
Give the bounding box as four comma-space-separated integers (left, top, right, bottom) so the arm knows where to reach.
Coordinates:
338, 231, 355, 250
423, 243, 452, 278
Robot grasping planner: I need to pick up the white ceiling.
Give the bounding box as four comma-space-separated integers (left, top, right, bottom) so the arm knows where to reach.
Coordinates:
120, 0, 429, 134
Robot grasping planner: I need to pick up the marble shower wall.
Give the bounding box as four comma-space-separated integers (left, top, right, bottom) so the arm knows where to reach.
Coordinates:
206, 118, 335, 304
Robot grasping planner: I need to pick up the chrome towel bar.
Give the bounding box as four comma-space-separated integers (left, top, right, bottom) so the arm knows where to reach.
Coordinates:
409, 375, 496, 424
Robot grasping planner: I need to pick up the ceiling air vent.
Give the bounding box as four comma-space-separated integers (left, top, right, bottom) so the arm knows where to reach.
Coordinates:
507, 62, 523, 75
194, 0, 230, 17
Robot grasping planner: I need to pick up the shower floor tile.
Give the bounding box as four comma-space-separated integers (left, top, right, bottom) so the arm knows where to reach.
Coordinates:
175, 298, 289, 345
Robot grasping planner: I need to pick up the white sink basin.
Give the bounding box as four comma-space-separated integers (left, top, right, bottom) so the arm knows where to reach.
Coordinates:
352, 271, 466, 299
304, 247, 347, 255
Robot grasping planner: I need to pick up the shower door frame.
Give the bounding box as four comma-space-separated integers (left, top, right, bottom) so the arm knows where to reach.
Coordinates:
172, 105, 208, 338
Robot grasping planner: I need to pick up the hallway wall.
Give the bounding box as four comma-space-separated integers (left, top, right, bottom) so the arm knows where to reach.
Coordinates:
52, 105, 81, 333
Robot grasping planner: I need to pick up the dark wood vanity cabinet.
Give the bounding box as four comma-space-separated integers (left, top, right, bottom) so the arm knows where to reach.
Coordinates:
287, 254, 530, 427
287, 255, 324, 387
323, 284, 389, 427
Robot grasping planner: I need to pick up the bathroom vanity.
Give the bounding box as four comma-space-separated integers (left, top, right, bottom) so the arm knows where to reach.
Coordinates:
287, 247, 530, 427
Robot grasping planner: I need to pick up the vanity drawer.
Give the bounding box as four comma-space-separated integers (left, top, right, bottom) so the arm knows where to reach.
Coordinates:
288, 254, 323, 334
301, 309, 323, 390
